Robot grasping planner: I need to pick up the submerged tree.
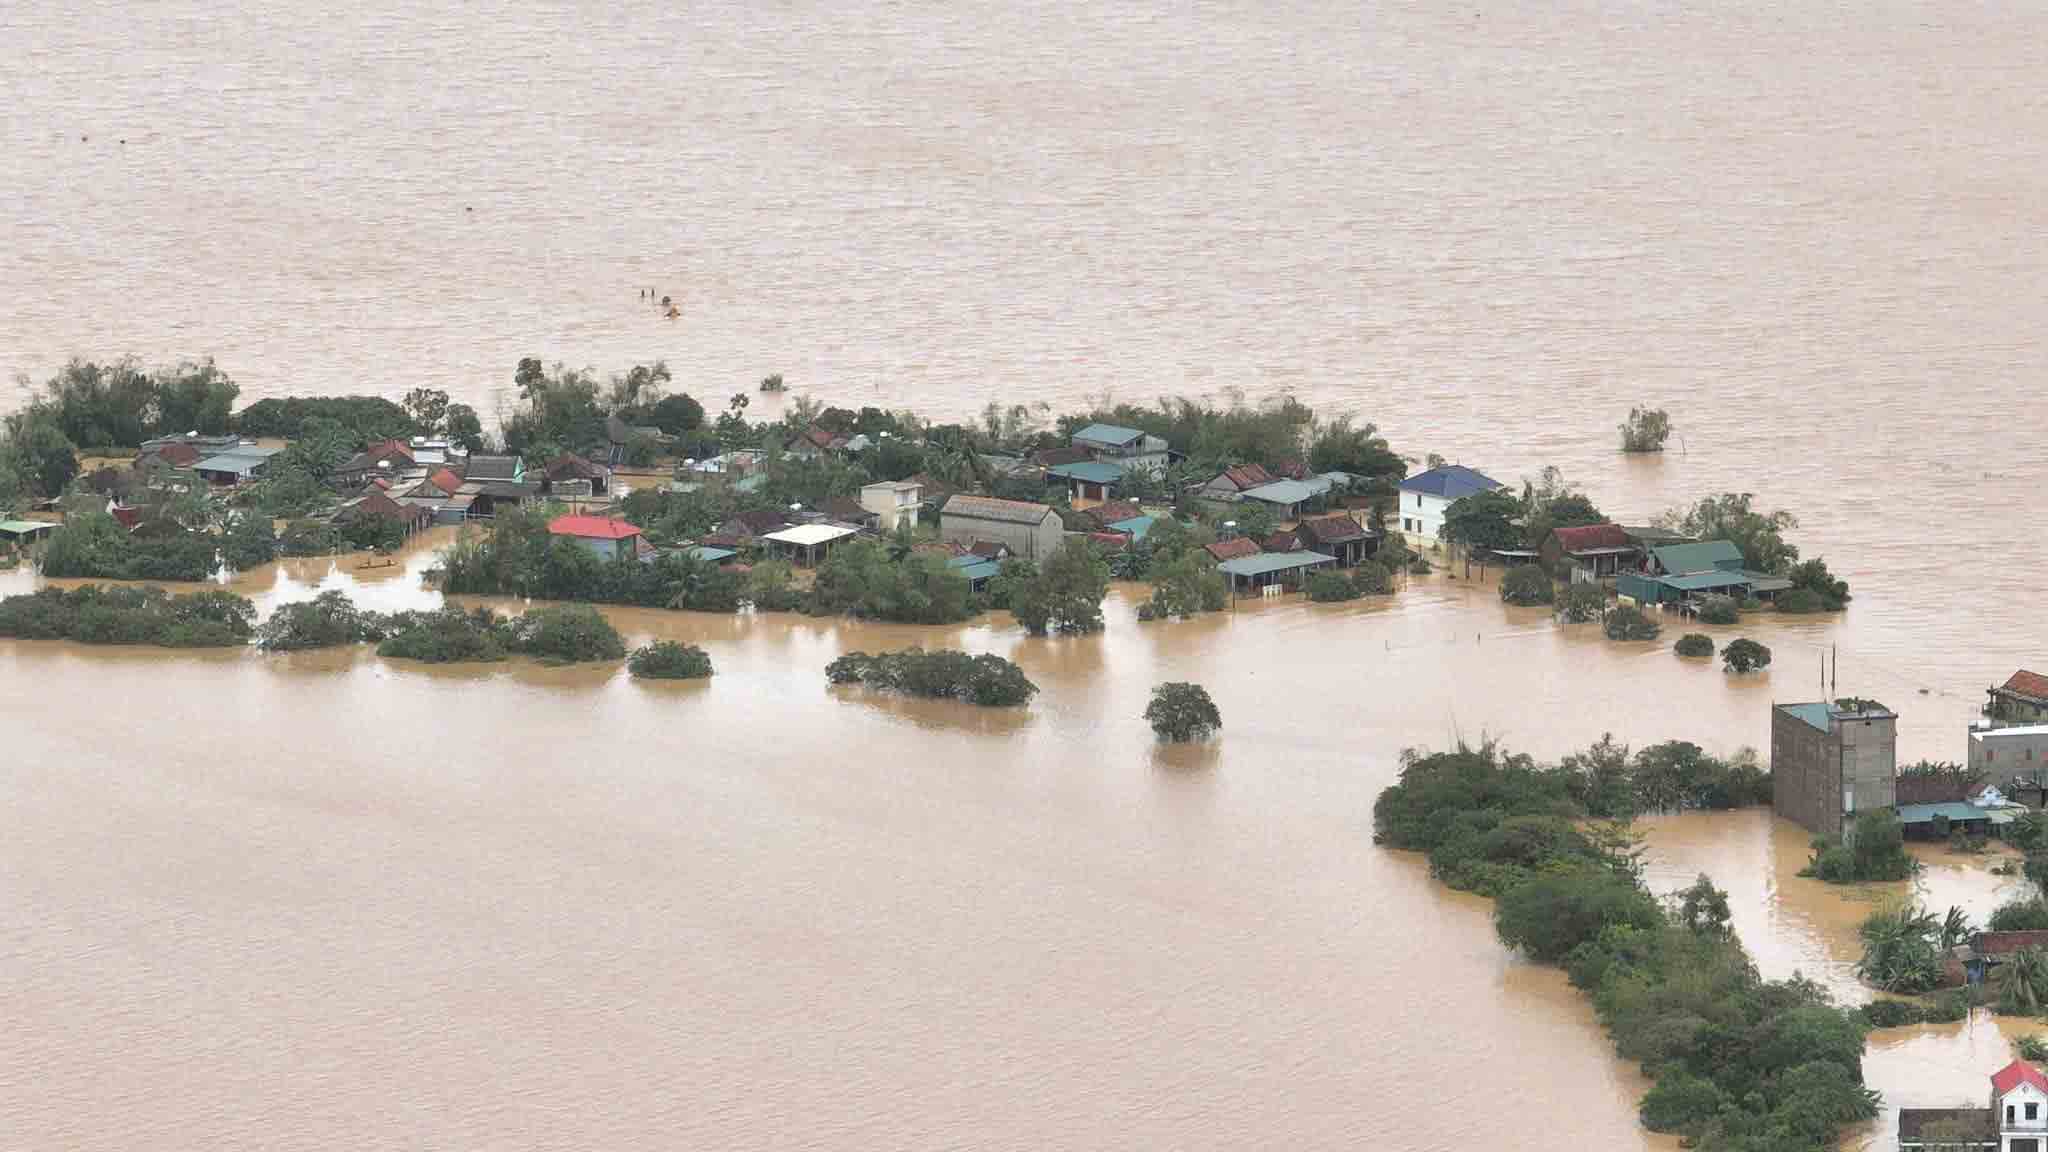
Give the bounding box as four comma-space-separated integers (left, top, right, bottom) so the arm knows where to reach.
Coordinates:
1619, 407, 1672, 453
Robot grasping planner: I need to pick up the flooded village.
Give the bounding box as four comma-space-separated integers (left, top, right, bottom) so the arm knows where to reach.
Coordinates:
1, 361, 2045, 1151
9, 1, 2048, 1148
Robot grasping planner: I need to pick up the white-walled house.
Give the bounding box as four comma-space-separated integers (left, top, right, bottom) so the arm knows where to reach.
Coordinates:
1395, 464, 1502, 545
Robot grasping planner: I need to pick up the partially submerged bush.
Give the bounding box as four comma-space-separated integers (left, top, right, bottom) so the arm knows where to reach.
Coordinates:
1674, 633, 1715, 658
1603, 604, 1661, 641
1559, 582, 1607, 623
505, 604, 626, 664
1499, 564, 1553, 606
629, 640, 714, 680
1695, 595, 1739, 626
826, 648, 1038, 706
376, 607, 510, 663
1723, 638, 1772, 673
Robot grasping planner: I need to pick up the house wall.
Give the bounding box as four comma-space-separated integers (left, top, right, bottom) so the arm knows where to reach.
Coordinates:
940, 513, 1063, 562
1973, 729, 2048, 776
1397, 490, 1452, 545
859, 488, 920, 532
567, 536, 624, 561
1772, 709, 1844, 838
2001, 1081, 2048, 1144
1840, 713, 1897, 819
1992, 693, 2048, 726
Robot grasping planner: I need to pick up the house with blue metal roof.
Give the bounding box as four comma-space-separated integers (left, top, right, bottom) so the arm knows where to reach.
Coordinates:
1395, 464, 1501, 543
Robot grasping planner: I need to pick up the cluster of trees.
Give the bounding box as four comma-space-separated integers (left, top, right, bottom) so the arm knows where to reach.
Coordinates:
374, 604, 625, 664
256, 591, 396, 651
0, 585, 254, 647
1551, 735, 1773, 820
1138, 551, 1226, 621
1048, 395, 1404, 485
438, 507, 747, 610
1499, 564, 1553, 605
1604, 604, 1661, 641
22, 357, 240, 452
1374, 742, 1878, 1150
628, 641, 714, 680
1723, 637, 1771, 673
1439, 466, 1609, 557
996, 540, 1109, 635
808, 539, 976, 624
1656, 494, 1852, 610
1145, 681, 1221, 742
500, 359, 704, 462
1804, 810, 1917, 883
39, 511, 219, 581
826, 648, 1038, 707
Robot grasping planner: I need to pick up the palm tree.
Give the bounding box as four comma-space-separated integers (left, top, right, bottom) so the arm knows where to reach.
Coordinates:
1857, 903, 1943, 993
1941, 906, 1971, 953
2003, 948, 2048, 1016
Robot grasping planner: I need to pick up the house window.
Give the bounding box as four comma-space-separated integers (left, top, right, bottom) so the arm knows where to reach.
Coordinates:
1989, 749, 1996, 763
2011, 1104, 2017, 1123
2030, 1102, 2040, 1120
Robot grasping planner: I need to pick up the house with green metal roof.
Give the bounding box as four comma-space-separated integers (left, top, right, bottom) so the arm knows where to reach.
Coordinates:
1615, 538, 1795, 605
1214, 550, 1336, 596
1647, 539, 1744, 576
1070, 423, 1168, 473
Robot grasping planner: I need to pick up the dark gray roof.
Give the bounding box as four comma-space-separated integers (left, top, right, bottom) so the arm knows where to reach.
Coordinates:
1897, 1106, 1992, 1145
942, 495, 1059, 525
466, 455, 521, 481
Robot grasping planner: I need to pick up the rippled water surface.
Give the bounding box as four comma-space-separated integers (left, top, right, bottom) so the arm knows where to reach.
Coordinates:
4, 2, 2047, 1148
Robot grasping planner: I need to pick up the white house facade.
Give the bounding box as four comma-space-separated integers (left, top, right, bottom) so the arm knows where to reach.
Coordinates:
1395, 464, 1502, 545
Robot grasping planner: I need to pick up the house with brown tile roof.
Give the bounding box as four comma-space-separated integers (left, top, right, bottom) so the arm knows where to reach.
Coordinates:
1990, 670, 2048, 726
1296, 514, 1374, 567
1203, 537, 1260, 563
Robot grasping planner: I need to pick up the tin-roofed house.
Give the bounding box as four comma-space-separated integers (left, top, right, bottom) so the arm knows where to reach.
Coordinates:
938, 495, 1064, 562
1046, 460, 1125, 504
193, 444, 285, 487
1198, 464, 1275, 505
1617, 540, 1793, 606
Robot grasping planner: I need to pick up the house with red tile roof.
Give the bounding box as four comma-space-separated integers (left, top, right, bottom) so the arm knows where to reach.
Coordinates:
1990, 670, 2048, 727
1538, 522, 1642, 581
1197, 464, 1275, 504
1203, 537, 1260, 564
547, 515, 645, 562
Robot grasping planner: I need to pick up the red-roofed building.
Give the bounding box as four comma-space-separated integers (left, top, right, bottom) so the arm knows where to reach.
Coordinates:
1899, 1058, 2048, 1149
1991, 670, 2048, 727
1199, 464, 1275, 503
548, 515, 645, 561
1539, 522, 1644, 581
422, 468, 464, 498
1203, 537, 1260, 564
366, 439, 415, 465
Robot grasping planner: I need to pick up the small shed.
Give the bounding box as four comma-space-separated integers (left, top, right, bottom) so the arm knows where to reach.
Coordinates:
0, 520, 58, 545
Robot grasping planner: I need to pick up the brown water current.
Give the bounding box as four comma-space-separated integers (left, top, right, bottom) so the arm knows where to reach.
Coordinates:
5, 0, 2048, 1147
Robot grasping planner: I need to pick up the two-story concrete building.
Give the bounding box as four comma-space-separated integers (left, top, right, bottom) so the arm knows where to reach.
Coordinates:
858, 480, 922, 533
1071, 423, 1169, 472
1770, 698, 1897, 839
1972, 724, 2048, 779
1395, 464, 1501, 544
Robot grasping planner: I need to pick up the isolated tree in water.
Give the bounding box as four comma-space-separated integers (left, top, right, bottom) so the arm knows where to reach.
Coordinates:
1145, 681, 1222, 743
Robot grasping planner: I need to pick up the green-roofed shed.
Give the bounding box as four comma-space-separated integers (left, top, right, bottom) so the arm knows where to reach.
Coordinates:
0, 520, 57, 542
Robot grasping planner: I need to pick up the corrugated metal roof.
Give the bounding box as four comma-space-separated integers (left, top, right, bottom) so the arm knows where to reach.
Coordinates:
1896, 802, 1991, 824
687, 546, 738, 562
0, 520, 57, 536
1781, 702, 1833, 732
948, 557, 1002, 582
1651, 539, 1744, 574
1659, 570, 1754, 591
763, 524, 858, 547
1238, 479, 1315, 505
1106, 515, 1155, 540
1047, 461, 1126, 484
1397, 464, 1500, 499
1072, 423, 1145, 446
1215, 551, 1337, 577
942, 495, 1059, 525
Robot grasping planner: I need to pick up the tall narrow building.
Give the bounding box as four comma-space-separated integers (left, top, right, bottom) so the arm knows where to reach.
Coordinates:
1770, 699, 1897, 839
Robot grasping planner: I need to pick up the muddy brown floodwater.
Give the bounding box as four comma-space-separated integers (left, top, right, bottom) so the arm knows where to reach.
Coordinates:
6, 0, 2048, 1147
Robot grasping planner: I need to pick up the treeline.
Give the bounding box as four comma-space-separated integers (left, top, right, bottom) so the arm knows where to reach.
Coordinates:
1374, 742, 1876, 1150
